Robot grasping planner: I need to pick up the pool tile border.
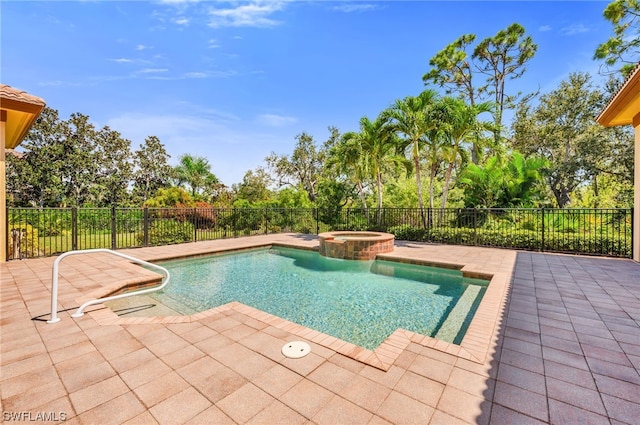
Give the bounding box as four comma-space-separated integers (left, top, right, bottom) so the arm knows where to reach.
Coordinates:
71, 239, 512, 371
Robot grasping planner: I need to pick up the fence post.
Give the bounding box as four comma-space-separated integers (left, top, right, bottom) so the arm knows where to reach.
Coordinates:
193, 208, 198, 242
233, 209, 238, 238
111, 207, 117, 250
143, 207, 149, 247
631, 207, 634, 259
72, 207, 78, 251
4, 207, 8, 260
473, 208, 477, 246
541, 208, 545, 252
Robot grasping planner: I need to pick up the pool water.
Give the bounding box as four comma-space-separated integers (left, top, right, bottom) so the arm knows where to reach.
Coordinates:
148, 247, 488, 350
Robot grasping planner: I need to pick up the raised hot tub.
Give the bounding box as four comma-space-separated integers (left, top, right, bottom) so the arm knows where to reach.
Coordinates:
318, 231, 395, 260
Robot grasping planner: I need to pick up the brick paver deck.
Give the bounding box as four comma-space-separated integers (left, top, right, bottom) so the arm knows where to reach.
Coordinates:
1, 234, 638, 424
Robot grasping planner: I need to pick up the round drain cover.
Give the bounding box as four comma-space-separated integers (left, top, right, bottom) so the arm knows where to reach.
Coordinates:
282, 341, 311, 359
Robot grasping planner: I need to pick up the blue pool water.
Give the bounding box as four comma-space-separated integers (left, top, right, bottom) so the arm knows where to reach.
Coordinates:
149, 247, 488, 350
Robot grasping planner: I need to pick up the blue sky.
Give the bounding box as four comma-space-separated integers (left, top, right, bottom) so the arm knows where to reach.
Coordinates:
2, 0, 612, 186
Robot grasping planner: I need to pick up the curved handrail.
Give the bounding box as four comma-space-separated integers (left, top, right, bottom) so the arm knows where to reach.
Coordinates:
48, 249, 170, 323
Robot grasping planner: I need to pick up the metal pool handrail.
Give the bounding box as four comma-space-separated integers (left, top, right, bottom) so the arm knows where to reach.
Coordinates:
48, 249, 170, 324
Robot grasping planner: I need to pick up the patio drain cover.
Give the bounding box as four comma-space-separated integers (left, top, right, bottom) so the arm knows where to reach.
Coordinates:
282, 341, 311, 359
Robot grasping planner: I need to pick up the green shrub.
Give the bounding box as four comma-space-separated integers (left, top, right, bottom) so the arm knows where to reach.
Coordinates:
388, 226, 427, 241
137, 219, 194, 246
232, 208, 264, 233
115, 209, 144, 233
8, 224, 40, 258
389, 224, 631, 257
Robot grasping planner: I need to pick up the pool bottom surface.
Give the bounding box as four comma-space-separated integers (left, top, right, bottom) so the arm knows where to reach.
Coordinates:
111, 247, 488, 350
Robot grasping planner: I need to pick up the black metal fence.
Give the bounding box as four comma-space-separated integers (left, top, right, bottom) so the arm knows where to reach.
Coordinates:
6, 207, 633, 260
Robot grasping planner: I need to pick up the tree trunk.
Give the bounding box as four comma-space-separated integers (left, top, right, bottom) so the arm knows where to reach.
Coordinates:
440, 162, 454, 225
429, 163, 437, 209
428, 163, 437, 228
441, 162, 454, 210
376, 172, 383, 227
551, 185, 571, 208
357, 181, 370, 223
414, 154, 426, 228
470, 96, 479, 165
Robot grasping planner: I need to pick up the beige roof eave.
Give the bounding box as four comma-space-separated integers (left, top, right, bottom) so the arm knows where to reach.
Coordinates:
0, 84, 47, 149
596, 62, 640, 127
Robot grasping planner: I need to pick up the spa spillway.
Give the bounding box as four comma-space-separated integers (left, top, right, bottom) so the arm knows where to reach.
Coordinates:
318, 231, 395, 260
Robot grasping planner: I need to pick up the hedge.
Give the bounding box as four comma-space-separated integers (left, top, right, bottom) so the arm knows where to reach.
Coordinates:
389, 226, 631, 258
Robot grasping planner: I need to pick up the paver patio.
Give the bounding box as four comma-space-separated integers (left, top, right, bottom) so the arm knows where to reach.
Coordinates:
1, 234, 639, 424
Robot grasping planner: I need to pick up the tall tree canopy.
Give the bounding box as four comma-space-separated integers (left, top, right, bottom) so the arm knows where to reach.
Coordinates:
473, 23, 537, 146
7, 107, 173, 208
7, 107, 65, 207
594, 0, 640, 76
60, 113, 97, 207
93, 126, 133, 206
423, 34, 479, 107
424, 23, 537, 161
266, 128, 339, 202
132, 136, 172, 204
232, 167, 273, 204
511, 72, 632, 208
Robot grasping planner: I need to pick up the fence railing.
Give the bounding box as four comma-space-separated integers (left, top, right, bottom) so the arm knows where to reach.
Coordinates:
6, 207, 633, 260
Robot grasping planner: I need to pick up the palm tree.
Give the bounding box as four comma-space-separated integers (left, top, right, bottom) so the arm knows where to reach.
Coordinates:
383, 89, 440, 226
343, 115, 404, 226
439, 97, 494, 209
502, 152, 548, 207
458, 151, 547, 208
173, 154, 219, 199
423, 127, 445, 210
325, 133, 371, 221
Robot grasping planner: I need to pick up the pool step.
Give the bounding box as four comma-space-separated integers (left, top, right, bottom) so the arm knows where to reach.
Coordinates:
105, 294, 184, 317
434, 285, 482, 343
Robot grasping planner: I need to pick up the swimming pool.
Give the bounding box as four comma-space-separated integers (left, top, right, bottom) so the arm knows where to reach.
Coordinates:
142, 247, 488, 350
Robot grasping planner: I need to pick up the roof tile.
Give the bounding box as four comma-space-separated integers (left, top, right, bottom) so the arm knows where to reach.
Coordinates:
0, 84, 46, 107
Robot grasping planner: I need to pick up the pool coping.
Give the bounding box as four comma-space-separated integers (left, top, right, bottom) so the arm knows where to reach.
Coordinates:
76, 240, 511, 371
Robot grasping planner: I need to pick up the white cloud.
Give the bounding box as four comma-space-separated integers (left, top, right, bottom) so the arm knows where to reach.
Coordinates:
136, 44, 151, 51
174, 17, 190, 25
206, 70, 239, 78
208, 39, 220, 48
256, 113, 297, 127
36, 67, 238, 86
109, 57, 154, 66
38, 80, 77, 87
143, 70, 239, 80
332, 3, 378, 13
158, 0, 200, 3
538, 25, 552, 32
183, 72, 207, 78
561, 23, 589, 36
207, 1, 285, 28
138, 68, 169, 74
